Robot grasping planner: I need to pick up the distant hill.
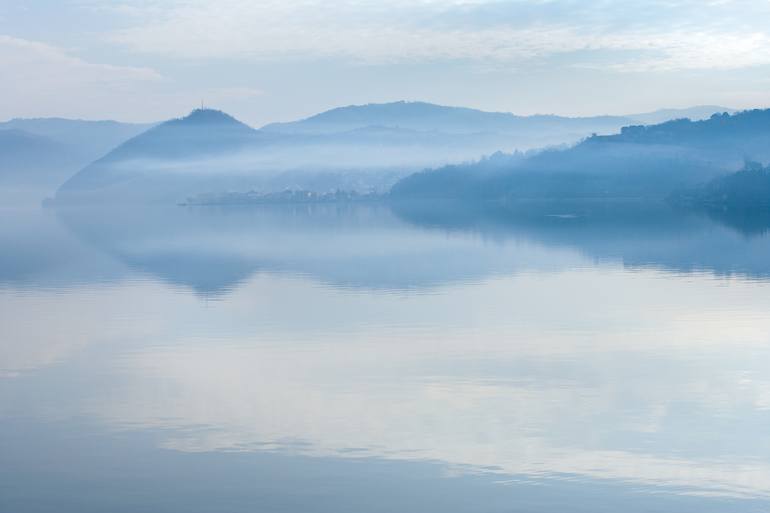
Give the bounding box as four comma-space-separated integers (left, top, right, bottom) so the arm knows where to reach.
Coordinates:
0, 129, 80, 181
0, 118, 153, 203
263, 101, 732, 144
57, 109, 261, 203
0, 118, 154, 162
263, 101, 634, 138
391, 109, 770, 201
82, 109, 256, 164
626, 105, 734, 125
0, 129, 84, 205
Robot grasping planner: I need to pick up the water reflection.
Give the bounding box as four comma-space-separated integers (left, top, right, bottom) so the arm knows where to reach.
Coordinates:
45, 200, 770, 295
3, 202, 770, 512
62, 272, 770, 498
392, 199, 770, 279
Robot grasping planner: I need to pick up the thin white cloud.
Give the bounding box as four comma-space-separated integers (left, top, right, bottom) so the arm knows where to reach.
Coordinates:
0, 35, 163, 119
0, 35, 161, 85
0, 35, 268, 121
102, 0, 770, 72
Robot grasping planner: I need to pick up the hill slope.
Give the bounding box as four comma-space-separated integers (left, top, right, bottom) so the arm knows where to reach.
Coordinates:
391, 109, 770, 201
57, 109, 260, 203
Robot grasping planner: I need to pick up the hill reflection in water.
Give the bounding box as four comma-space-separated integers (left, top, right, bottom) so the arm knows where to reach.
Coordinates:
45, 200, 770, 295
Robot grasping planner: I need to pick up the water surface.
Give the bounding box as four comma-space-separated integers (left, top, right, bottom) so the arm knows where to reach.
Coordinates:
3, 202, 770, 512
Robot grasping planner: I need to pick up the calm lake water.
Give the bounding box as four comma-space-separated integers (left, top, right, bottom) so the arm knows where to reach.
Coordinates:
3, 201, 770, 512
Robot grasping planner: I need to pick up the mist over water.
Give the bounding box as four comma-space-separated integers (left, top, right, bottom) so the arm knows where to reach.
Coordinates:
3, 201, 770, 512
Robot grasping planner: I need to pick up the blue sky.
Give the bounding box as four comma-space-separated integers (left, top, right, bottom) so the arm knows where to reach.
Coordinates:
3, 0, 770, 125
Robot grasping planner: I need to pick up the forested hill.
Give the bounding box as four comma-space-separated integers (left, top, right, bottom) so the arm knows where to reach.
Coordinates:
391, 109, 770, 201
672, 161, 770, 210
594, 110, 769, 146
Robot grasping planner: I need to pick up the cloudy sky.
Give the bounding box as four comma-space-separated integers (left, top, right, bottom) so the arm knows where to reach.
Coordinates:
3, 0, 770, 125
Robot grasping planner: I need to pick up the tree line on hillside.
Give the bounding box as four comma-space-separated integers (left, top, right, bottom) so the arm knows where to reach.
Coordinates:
390, 110, 770, 202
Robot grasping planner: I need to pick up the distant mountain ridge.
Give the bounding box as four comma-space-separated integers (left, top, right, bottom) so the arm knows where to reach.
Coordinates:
263, 101, 733, 135
626, 105, 736, 125
263, 101, 630, 135
54, 102, 738, 205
